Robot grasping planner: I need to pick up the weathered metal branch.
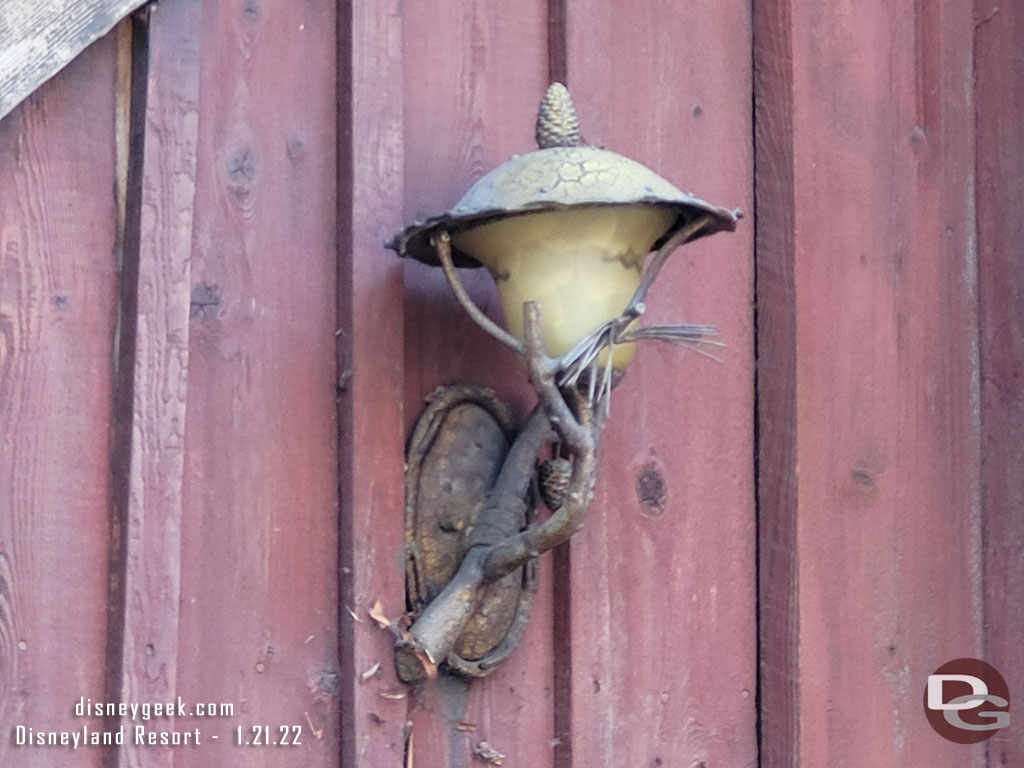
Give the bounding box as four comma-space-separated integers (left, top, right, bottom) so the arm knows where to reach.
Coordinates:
395, 300, 602, 681
617, 214, 711, 327
434, 231, 525, 355
483, 302, 602, 581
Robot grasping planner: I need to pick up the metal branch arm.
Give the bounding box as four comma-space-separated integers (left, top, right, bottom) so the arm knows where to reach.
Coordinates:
395, 301, 601, 681
617, 213, 712, 328
484, 302, 601, 580
433, 232, 525, 355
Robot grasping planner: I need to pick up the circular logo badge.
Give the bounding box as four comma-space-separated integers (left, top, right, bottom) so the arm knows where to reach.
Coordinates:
923, 658, 1010, 743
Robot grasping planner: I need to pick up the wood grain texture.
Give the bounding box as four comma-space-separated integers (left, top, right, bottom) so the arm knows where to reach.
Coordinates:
0, 0, 148, 122
562, 2, 757, 766
113, 3, 198, 765
3, 3, 1015, 767
753, 0, 799, 764
337, 1, 409, 766
757, 0, 985, 764
0, 29, 119, 768
170, 0, 340, 765
400, 4, 554, 766
975, 3, 1024, 767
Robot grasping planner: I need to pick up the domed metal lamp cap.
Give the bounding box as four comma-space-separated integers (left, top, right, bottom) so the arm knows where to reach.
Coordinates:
390, 83, 740, 267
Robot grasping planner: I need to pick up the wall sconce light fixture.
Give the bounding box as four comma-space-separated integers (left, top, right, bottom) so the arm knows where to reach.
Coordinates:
388, 84, 741, 683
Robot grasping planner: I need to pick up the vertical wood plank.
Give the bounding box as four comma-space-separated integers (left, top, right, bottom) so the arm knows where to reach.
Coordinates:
171, 0, 341, 765
111, 1, 341, 765
562, 2, 757, 766
338, 1, 409, 766
399, 3, 554, 766
114, 2, 198, 765
756, 0, 985, 764
0, 29, 119, 768
975, 3, 1024, 767
752, 0, 799, 763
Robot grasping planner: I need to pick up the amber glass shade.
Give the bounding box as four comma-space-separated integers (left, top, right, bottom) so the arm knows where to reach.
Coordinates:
450, 205, 674, 370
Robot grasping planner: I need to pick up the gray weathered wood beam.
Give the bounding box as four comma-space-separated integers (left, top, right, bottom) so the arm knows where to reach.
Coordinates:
0, 0, 148, 122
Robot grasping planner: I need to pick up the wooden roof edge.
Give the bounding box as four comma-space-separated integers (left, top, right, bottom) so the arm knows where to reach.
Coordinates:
0, 0, 150, 123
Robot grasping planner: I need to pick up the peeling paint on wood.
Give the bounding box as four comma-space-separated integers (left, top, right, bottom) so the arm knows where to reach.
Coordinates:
112, 2, 198, 764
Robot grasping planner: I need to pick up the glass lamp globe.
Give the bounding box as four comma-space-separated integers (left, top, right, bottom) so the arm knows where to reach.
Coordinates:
450, 205, 676, 369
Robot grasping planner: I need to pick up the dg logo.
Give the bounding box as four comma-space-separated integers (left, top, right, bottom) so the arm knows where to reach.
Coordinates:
924, 658, 1011, 744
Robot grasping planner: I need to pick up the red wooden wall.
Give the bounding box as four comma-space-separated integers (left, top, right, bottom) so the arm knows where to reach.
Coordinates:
0, 1, 1020, 767
2, 3, 340, 767
755, 1, 1022, 766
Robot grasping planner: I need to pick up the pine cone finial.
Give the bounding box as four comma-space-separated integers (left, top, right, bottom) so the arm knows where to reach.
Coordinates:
535, 83, 582, 149
538, 458, 573, 510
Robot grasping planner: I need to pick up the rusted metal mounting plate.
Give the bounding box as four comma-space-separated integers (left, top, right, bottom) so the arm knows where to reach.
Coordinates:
404, 384, 538, 677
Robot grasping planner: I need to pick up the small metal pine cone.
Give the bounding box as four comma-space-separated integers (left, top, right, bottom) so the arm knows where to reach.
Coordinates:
538, 458, 573, 510
535, 83, 582, 149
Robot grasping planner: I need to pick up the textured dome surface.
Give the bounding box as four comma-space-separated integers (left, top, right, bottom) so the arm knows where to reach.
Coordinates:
453, 146, 695, 212
389, 145, 740, 268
